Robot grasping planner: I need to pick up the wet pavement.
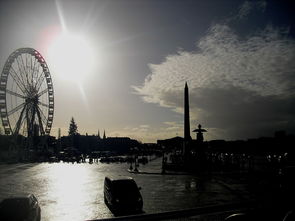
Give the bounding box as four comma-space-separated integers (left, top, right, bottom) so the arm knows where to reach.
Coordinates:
0, 158, 255, 221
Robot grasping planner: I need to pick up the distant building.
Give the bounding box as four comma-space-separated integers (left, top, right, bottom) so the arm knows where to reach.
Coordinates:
157, 136, 184, 152
102, 137, 139, 153
59, 133, 140, 154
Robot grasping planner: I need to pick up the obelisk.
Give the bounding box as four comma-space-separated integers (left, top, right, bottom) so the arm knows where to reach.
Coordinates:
184, 82, 191, 141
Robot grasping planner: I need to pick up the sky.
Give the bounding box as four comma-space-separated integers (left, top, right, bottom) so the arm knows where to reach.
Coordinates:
0, 0, 294, 142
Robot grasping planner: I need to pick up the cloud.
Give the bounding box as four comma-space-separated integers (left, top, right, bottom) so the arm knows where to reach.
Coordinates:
134, 11, 295, 140
140, 124, 150, 128
164, 121, 182, 132
237, 1, 267, 19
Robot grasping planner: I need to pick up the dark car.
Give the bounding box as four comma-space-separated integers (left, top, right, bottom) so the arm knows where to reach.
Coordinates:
0, 194, 41, 221
104, 176, 143, 214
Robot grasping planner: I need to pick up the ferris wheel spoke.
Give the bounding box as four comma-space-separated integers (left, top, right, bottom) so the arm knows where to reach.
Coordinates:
37, 106, 48, 128
33, 65, 41, 87
33, 60, 45, 89
9, 68, 28, 94
30, 55, 36, 85
36, 107, 45, 135
13, 103, 27, 135
10, 66, 25, 85
6, 89, 26, 99
19, 55, 29, 84
29, 55, 33, 84
37, 88, 48, 97
31, 57, 38, 84
21, 54, 29, 85
35, 73, 45, 92
16, 57, 28, 88
38, 101, 49, 108
25, 54, 32, 85
7, 102, 26, 116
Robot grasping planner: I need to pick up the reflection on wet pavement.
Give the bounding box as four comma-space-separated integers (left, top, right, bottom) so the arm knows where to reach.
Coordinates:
0, 158, 253, 221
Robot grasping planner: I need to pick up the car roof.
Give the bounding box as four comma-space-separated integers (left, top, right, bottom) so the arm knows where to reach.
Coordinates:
0, 194, 36, 205
2, 193, 34, 199
105, 176, 134, 182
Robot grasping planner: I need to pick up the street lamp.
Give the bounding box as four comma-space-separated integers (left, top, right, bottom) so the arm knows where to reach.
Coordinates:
161, 145, 166, 174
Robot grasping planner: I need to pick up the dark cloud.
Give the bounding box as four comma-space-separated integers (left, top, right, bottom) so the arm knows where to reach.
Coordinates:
190, 87, 295, 139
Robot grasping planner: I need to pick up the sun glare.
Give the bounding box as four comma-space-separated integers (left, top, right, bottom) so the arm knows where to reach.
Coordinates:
47, 32, 96, 83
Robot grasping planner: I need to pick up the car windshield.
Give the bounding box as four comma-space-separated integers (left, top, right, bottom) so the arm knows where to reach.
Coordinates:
0, 1, 294, 221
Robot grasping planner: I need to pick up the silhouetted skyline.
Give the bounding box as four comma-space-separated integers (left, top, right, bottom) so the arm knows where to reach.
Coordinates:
0, 0, 294, 142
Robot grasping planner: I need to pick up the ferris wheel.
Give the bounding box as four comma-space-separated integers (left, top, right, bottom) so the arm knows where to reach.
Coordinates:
0, 48, 54, 137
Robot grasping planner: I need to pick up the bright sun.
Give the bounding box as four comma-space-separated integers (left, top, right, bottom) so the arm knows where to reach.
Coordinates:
47, 32, 96, 83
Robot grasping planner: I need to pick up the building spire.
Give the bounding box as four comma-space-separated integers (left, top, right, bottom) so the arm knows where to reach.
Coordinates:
103, 130, 106, 139
97, 129, 101, 139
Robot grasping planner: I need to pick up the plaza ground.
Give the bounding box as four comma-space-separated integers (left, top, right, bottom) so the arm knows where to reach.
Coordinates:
0, 157, 291, 221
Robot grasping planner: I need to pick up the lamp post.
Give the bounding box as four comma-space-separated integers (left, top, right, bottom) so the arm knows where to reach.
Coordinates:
161, 145, 166, 174
129, 147, 133, 171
